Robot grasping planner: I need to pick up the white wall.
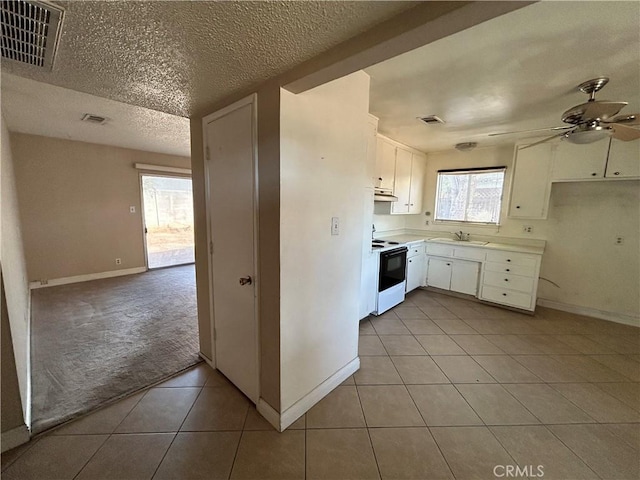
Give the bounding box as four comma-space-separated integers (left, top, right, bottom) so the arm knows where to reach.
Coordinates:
279, 71, 370, 411
396, 144, 640, 320
1, 114, 30, 425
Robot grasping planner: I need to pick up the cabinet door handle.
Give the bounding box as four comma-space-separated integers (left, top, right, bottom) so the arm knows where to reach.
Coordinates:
516, 205, 521, 209
504, 279, 509, 282
614, 172, 620, 176
379, 177, 383, 181
446, 263, 451, 266
506, 259, 511, 262
591, 172, 597, 176
502, 293, 507, 296
505, 269, 510, 272
404, 203, 409, 206
409, 259, 412, 263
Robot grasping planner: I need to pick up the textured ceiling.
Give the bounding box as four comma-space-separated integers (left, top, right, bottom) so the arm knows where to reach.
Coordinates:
366, 1, 640, 152
1, 73, 191, 156
1, 0, 415, 118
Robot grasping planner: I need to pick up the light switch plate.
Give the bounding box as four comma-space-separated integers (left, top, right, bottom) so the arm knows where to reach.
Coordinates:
331, 217, 339, 235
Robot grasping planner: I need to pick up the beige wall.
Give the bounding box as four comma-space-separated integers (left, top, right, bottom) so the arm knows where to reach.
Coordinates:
279, 71, 370, 411
1, 115, 30, 425
1, 273, 25, 434
189, 120, 212, 361
399, 145, 640, 320
256, 83, 282, 410
11, 134, 190, 281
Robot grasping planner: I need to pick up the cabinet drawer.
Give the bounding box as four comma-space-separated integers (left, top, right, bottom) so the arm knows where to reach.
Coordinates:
407, 242, 425, 258
426, 244, 454, 257
486, 251, 538, 267
483, 271, 534, 293
453, 247, 485, 262
481, 285, 533, 310
484, 261, 536, 277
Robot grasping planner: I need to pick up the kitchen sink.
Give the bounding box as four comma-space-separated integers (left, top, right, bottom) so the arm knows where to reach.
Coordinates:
430, 237, 488, 246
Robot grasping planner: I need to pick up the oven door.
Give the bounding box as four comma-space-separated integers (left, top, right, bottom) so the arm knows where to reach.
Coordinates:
379, 247, 408, 292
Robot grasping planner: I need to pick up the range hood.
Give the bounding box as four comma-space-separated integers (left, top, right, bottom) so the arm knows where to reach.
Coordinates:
374, 188, 398, 202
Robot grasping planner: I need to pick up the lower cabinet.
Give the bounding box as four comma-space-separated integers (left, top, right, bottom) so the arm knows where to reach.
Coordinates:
406, 241, 426, 293
478, 251, 541, 311
426, 257, 479, 296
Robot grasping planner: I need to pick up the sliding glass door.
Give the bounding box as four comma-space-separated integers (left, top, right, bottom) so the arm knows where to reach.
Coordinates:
141, 175, 195, 269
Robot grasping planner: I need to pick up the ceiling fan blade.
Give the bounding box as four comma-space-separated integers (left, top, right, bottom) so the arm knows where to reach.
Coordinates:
611, 123, 640, 142
488, 126, 572, 137
519, 130, 573, 150
582, 101, 627, 121
604, 113, 639, 125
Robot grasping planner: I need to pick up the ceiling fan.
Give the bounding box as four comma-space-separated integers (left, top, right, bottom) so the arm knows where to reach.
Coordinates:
489, 77, 640, 149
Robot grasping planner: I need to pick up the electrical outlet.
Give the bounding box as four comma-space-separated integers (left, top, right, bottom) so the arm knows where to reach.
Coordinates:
522, 225, 533, 233
115, 258, 122, 265
425, 220, 429, 225
615, 236, 624, 245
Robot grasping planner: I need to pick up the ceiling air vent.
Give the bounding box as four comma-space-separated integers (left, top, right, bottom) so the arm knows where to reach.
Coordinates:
81, 114, 108, 125
0, 0, 64, 69
418, 115, 446, 125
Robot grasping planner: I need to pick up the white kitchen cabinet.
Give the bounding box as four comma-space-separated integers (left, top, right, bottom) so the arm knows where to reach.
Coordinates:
391, 149, 426, 215
605, 140, 640, 179
375, 137, 396, 191
426, 256, 479, 296
405, 241, 426, 293
508, 143, 553, 219
408, 153, 426, 214
391, 148, 412, 213
426, 257, 452, 290
479, 250, 541, 311
551, 138, 610, 181
450, 261, 480, 296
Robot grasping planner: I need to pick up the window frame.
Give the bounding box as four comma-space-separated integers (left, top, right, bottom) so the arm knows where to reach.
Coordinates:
433, 166, 507, 226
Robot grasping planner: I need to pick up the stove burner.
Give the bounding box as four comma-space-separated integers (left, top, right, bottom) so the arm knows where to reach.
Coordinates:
372, 239, 385, 244
387, 241, 400, 245
372, 244, 383, 249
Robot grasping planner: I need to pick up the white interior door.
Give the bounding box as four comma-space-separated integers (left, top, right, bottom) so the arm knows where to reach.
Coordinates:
205, 97, 258, 403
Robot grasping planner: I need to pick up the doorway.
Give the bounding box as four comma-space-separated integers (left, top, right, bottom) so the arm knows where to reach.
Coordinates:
141, 174, 195, 269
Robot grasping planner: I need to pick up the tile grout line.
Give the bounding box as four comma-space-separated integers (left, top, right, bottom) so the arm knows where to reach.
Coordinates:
70, 385, 157, 480
149, 380, 209, 479
353, 372, 384, 480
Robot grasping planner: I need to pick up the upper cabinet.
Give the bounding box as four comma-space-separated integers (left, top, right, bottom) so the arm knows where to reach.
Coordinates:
508, 142, 553, 219
606, 140, 640, 178
375, 137, 396, 191
551, 138, 609, 181
375, 135, 426, 215
551, 138, 639, 182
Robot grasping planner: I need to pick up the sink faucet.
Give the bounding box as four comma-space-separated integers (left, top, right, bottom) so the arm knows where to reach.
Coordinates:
453, 231, 469, 241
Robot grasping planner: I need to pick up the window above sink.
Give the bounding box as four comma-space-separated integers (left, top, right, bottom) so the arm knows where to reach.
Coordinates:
434, 167, 506, 225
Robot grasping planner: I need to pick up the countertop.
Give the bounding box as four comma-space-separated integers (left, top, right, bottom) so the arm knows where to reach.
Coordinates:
376, 234, 545, 256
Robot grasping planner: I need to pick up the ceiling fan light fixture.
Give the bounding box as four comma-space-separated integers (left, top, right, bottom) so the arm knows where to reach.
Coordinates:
565, 124, 612, 144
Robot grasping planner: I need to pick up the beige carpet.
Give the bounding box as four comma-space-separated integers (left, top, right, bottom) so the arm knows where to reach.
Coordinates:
30, 265, 200, 433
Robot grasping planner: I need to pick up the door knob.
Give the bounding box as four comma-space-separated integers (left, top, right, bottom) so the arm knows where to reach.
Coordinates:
239, 276, 252, 286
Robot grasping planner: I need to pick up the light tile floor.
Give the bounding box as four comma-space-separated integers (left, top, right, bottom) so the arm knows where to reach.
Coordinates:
3, 290, 639, 479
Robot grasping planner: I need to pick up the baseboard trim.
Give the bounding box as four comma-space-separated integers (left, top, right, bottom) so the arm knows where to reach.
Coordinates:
29, 267, 147, 289
1, 424, 30, 453
279, 357, 360, 431
537, 298, 640, 327
257, 398, 281, 431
